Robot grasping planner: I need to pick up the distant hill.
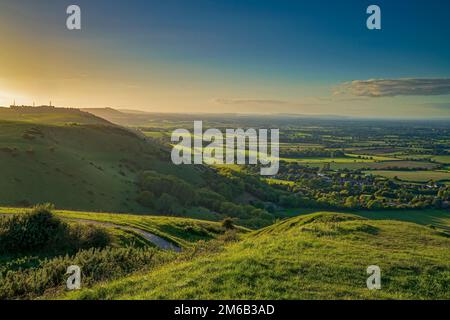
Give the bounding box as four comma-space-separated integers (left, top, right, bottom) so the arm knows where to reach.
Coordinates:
81, 108, 152, 126
65, 212, 450, 300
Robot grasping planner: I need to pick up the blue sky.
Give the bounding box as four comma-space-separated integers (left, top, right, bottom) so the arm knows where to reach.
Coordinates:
1, 0, 450, 117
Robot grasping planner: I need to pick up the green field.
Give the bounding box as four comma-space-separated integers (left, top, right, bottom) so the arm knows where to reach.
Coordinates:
265, 178, 295, 186
365, 170, 450, 182
1, 107, 449, 300
431, 155, 450, 164
63, 212, 450, 300
282, 157, 376, 164
298, 160, 438, 171
397, 154, 450, 165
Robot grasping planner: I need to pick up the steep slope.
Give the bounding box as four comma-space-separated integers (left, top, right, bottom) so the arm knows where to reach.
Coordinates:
65, 212, 450, 300
0, 107, 200, 212
0, 107, 286, 228
0, 206, 246, 299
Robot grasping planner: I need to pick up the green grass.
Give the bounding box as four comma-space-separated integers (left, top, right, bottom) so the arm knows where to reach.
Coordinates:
282, 157, 376, 164
0, 207, 246, 299
0, 109, 201, 213
0, 207, 247, 248
265, 178, 295, 186
281, 154, 402, 169
0, 107, 110, 125
431, 155, 450, 164
62, 212, 450, 300
353, 209, 450, 232
279, 208, 450, 231
346, 153, 399, 161
397, 154, 450, 165
0, 223, 151, 276
0, 120, 148, 212
364, 170, 450, 182
302, 160, 438, 170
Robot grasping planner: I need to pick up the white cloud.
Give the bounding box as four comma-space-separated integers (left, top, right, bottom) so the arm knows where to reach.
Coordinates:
334, 78, 450, 97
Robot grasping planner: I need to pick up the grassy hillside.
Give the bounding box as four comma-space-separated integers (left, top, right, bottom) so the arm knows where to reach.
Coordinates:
0, 106, 111, 125
64, 212, 450, 300
279, 208, 450, 232
0, 106, 287, 228
0, 207, 247, 248
0, 107, 201, 213
0, 206, 242, 299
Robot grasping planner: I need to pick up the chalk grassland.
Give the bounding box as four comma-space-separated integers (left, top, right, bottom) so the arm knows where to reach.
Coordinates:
63, 212, 450, 300
0, 107, 111, 126
0, 207, 250, 299
0, 112, 200, 212
0, 207, 247, 248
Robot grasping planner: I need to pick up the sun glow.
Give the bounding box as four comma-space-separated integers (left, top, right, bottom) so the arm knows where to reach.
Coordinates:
0, 89, 31, 107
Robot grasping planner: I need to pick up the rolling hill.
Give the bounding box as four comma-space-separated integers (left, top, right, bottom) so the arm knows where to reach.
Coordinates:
0, 106, 201, 213
0, 206, 246, 299
63, 212, 450, 300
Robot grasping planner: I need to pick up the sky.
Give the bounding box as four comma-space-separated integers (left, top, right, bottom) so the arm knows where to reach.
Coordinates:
1, 0, 450, 118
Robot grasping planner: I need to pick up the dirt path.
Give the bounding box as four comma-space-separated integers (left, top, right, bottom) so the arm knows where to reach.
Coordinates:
65, 218, 182, 252
0, 214, 181, 252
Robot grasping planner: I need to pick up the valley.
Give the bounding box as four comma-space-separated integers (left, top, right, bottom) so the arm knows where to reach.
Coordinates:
0, 106, 449, 300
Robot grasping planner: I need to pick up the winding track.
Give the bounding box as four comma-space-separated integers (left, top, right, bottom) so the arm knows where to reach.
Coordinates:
68, 218, 181, 252
0, 214, 181, 252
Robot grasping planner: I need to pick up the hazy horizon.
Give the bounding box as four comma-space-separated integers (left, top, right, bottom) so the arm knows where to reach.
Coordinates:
1, 0, 450, 119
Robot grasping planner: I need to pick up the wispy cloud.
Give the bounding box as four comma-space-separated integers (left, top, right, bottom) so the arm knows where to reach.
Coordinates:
334, 78, 450, 97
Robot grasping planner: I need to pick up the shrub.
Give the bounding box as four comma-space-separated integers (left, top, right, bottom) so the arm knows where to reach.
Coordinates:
0, 204, 65, 253
66, 224, 111, 250
221, 217, 235, 230
136, 190, 155, 208
0, 246, 174, 299
0, 205, 111, 254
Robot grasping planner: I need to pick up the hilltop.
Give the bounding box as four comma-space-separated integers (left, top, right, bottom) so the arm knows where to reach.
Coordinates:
0, 105, 111, 125
64, 212, 450, 300
0, 106, 200, 213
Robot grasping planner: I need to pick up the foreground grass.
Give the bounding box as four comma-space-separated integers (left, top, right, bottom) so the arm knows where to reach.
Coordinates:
0, 207, 243, 248
353, 209, 450, 232
279, 208, 450, 231
63, 212, 450, 300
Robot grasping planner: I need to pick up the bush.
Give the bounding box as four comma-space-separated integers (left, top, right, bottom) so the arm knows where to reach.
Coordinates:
0, 205, 111, 254
136, 190, 155, 208
66, 224, 111, 250
0, 204, 65, 253
221, 217, 235, 230
0, 246, 174, 299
